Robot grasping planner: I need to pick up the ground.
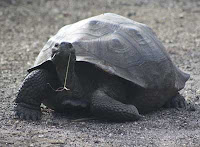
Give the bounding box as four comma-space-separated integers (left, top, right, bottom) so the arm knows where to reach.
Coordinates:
0, 0, 200, 146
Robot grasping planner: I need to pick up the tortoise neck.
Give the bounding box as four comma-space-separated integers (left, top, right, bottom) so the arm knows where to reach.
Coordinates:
62, 61, 77, 90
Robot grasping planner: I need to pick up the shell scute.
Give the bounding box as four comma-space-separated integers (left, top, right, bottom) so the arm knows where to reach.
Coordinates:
34, 13, 189, 90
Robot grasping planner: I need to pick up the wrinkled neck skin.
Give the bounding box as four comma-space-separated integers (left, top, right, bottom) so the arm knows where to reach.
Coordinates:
56, 60, 77, 90
52, 51, 85, 101
55, 61, 86, 101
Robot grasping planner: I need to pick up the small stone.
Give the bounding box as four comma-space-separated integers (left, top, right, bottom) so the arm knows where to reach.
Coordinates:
63, 12, 71, 17
50, 140, 65, 144
38, 134, 44, 138
94, 140, 100, 144
179, 13, 184, 19
127, 12, 136, 17
166, 40, 173, 43
187, 104, 196, 111
40, 103, 47, 109
196, 89, 200, 95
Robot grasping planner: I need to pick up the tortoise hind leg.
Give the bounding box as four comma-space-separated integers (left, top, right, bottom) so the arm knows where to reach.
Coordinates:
163, 93, 196, 111
15, 69, 60, 120
90, 89, 142, 121
163, 93, 186, 108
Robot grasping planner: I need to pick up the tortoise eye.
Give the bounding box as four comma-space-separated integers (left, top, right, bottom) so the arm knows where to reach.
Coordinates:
54, 43, 59, 48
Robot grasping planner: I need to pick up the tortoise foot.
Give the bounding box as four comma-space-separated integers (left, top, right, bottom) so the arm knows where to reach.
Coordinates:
15, 103, 41, 121
164, 93, 186, 109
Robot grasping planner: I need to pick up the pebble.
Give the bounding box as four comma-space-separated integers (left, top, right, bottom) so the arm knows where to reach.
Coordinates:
38, 134, 44, 138
196, 89, 200, 95
126, 12, 136, 17
179, 13, 184, 19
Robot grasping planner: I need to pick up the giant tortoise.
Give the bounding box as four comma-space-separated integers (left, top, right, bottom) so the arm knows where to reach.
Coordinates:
15, 13, 190, 121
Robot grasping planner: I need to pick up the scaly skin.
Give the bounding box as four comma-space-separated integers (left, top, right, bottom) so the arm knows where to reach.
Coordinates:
15, 66, 142, 121
15, 69, 60, 120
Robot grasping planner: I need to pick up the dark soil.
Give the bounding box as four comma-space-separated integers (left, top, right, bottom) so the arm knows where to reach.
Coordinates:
0, 0, 200, 146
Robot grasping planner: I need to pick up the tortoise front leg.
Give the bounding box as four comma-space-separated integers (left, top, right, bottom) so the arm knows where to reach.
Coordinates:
90, 89, 142, 122
15, 69, 59, 120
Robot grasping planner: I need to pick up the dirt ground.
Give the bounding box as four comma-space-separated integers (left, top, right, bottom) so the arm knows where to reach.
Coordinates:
0, 0, 200, 146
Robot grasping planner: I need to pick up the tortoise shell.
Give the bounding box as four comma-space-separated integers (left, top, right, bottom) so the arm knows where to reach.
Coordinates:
34, 13, 189, 90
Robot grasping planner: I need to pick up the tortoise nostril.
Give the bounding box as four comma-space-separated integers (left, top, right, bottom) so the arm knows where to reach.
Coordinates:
68, 43, 73, 48
60, 42, 73, 48
60, 42, 66, 46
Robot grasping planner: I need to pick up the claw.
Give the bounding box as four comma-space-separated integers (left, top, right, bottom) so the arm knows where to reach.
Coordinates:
14, 103, 42, 121
179, 100, 186, 108
31, 115, 38, 121
15, 111, 20, 119
25, 112, 31, 120
19, 113, 25, 120
32, 112, 41, 121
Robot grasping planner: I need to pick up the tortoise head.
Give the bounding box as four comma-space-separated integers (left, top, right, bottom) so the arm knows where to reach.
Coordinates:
51, 42, 76, 85
52, 42, 76, 63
